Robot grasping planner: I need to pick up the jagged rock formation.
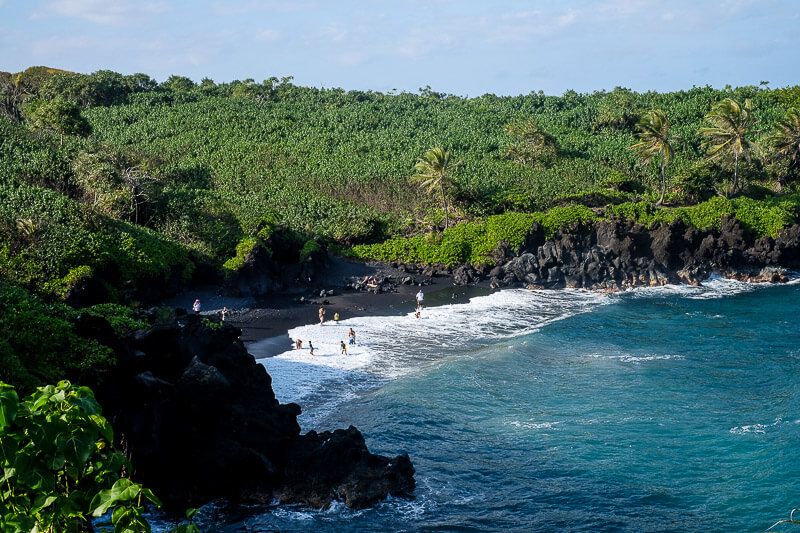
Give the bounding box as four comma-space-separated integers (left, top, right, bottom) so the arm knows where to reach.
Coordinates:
83, 313, 414, 510
438, 217, 799, 290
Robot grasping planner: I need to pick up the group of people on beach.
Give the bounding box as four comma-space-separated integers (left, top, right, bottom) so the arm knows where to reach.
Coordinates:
192, 299, 229, 322
297, 289, 425, 356
296, 306, 356, 356
190, 287, 427, 358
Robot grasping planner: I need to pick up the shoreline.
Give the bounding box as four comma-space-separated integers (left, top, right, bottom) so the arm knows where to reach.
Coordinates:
163, 265, 798, 360
239, 281, 496, 358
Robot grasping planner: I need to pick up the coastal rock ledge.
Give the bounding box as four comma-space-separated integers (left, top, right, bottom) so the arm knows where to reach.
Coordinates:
428, 216, 800, 291
89, 313, 415, 511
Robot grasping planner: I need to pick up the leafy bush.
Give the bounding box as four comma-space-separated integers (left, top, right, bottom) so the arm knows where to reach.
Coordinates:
222, 236, 259, 272
0, 281, 117, 393
0, 380, 159, 532
606, 195, 799, 237
352, 208, 596, 266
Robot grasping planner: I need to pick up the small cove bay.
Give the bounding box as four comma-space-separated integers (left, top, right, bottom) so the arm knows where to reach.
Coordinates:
228, 280, 799, 532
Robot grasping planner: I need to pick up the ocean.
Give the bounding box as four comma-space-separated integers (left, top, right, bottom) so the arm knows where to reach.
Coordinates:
195, 279, 800, 532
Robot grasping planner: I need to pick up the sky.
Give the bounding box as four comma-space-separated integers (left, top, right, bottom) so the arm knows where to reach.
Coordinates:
1, 0, 798, 96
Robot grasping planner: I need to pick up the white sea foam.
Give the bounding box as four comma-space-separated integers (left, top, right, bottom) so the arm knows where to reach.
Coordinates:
622, 272, 799, 300
584, 353, 684, 364
255, 289, 608, 426
730, 417, 783, 435
254, 276, 794, 428
508, 420, 562, 431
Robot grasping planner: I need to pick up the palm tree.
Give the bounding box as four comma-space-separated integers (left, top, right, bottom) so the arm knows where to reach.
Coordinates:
630, 109, 674, 205
410, 146, 456, 229
699, 98, 756, 197
770, 107, 800, 188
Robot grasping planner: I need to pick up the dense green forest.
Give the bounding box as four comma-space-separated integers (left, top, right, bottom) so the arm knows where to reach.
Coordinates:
2, 66, 800, 305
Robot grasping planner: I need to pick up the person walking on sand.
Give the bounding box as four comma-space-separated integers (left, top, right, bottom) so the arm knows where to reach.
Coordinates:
340, 340, 348, 355
309, 341, 315, 356
192, 299, 201, 314
415, 289, 424, 309
348, 327, 356, 345
295, 338, 303, 350
319, 306, 326, 325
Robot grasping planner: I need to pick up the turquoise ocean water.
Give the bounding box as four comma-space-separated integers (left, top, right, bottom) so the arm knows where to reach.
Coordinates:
193, 279, 800, 532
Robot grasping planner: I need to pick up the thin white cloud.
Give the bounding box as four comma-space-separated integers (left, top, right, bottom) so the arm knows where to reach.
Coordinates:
31, 34, 98, 55
335, 50, 369, 67
45, 0, 167, 25
321, 24, 349, 44
211, 0, 318, 15
255, 29, 281, 43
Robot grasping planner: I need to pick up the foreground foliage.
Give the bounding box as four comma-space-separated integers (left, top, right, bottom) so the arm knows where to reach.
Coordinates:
0, 380, 158, 532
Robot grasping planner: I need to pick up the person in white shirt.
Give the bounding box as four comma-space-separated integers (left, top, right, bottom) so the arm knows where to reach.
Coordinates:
415, 289, 424, 310
192, 299, 201, 314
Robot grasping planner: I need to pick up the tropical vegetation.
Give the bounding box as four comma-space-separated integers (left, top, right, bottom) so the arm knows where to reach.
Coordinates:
2, 63, 800, 532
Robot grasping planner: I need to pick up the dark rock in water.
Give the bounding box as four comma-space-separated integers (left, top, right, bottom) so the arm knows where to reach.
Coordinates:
278, 426, 415, 509
97, 313, 414, 511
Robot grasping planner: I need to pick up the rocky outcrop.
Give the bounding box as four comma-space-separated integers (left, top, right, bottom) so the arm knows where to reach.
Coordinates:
93, 312, 414, 510
447, 217, 800, 290
227, 242, 328, 297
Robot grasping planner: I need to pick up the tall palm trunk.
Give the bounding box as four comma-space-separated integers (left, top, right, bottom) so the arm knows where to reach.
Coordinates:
440, 184, 450, 229
657, 159, 666, 205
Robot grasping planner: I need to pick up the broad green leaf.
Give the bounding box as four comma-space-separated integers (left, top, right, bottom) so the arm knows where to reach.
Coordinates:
0, 384, 19, 429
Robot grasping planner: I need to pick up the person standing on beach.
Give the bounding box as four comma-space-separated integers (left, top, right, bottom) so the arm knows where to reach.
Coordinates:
295, 338, 303, 350
415, 289, 424, 310
340, 340, 348, 355
348, 328, 356, 345
220, 306, 229, 322
192, 299, 201, 314
309, 341, 315, 356
319, 306, 326, 325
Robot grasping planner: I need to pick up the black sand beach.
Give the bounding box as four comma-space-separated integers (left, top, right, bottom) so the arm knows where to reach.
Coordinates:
160, 257, 495, 355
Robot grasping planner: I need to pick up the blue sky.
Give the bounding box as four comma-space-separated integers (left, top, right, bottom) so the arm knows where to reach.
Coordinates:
1, 0, 797, 96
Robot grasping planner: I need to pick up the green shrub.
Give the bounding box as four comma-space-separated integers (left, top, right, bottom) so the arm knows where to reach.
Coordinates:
538, 204, 599, 238
299, 239, 322, 261
222, 236, 259, 272
0, 380, 160, 532
605, 196, 799, 237
0, 281, 117, 392
352, 208, 586, 266
83, 303, 147, 336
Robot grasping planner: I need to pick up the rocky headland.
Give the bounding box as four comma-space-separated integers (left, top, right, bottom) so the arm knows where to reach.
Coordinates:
77, 311, 415, 511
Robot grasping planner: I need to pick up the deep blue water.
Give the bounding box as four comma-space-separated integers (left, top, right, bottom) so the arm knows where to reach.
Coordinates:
196, 282, 799, 532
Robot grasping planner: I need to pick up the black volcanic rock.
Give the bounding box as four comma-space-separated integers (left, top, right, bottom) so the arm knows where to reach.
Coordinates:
453, 217, 800, 290
96, 313, 414, 510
